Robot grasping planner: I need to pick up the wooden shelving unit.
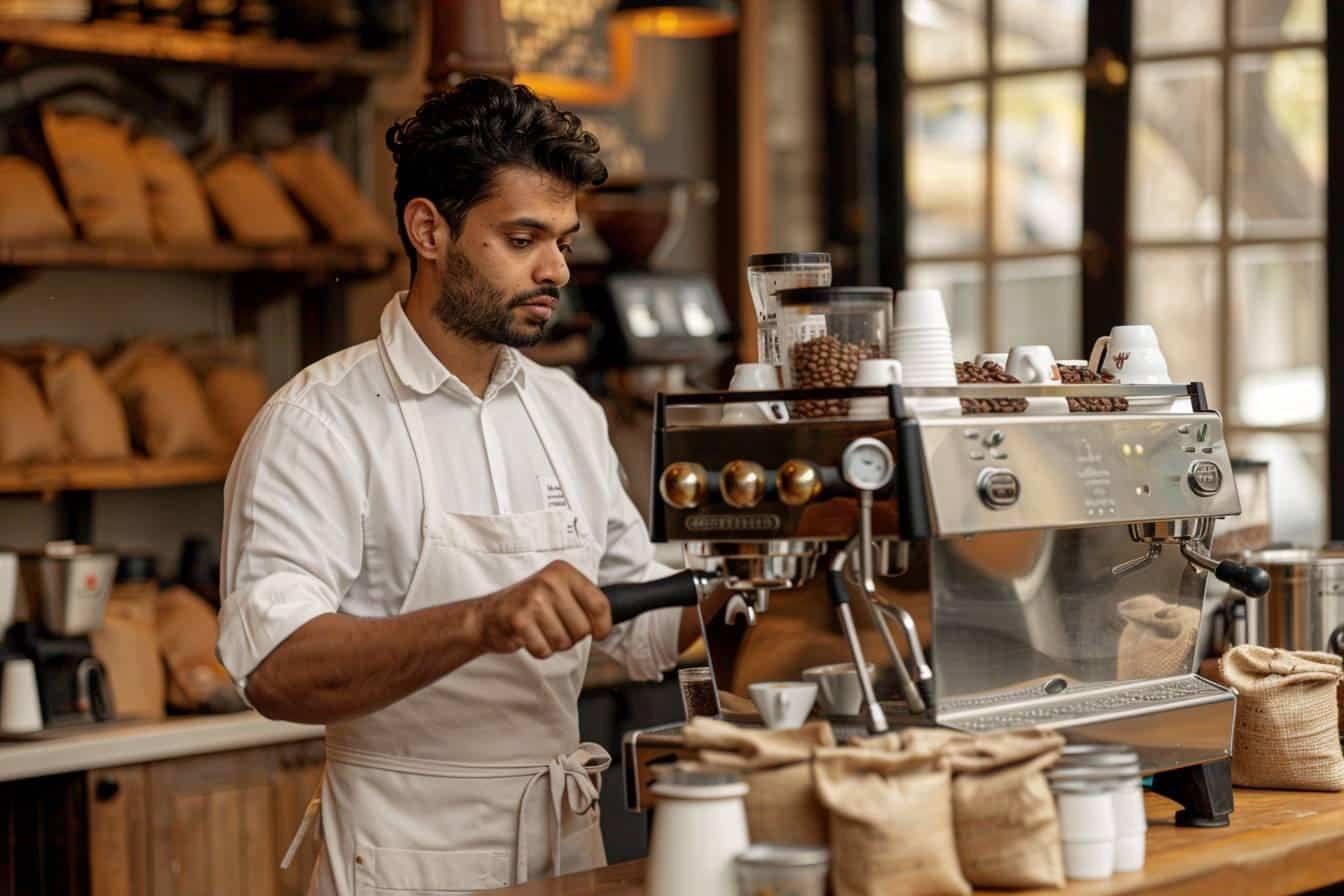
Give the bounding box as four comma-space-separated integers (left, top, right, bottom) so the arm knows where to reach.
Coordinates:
0, 457, 230, 496
0, 240, 395, 275
0, 18, 402, 77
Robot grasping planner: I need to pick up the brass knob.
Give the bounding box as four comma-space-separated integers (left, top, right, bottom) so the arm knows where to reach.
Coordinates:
659, 462, 709, 510
777, 459, 822, 506
720, 460, 768, 509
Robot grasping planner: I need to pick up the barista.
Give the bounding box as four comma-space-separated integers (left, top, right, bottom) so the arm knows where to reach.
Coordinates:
217, 77, 706, 895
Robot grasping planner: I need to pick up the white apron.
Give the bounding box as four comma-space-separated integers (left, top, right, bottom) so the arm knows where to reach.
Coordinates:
289, 336, 610, 895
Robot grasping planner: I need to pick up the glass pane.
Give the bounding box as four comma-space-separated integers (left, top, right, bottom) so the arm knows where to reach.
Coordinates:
1235, 0, 1324, 44
993, 73, 1083, 252
993, 256, 1081, 358
1130, 60, 1222, 240
908, 262, 984, 360
992, 0, 1085, 69
1229, 242, 1325, 426
908, 84, 986, 254
1135, 0, 1222, 55
1227, 431, 1326, 547
905, 0, 985, 80
1230, 50, 1325, 238
1129, 249, 1221, 405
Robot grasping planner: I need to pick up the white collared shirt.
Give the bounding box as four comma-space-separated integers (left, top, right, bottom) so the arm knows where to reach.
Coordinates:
218, 294, 681, 688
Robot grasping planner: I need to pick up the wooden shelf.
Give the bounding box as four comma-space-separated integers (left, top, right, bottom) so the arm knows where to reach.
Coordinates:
0, 457, 229, 495
0, 18, 402, 77
0, 241, 395, 275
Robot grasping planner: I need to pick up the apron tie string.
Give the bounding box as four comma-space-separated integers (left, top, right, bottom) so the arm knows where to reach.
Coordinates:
514, 742, 611, 884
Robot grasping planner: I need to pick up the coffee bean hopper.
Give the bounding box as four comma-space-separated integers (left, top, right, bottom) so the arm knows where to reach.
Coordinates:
603, 381, 1269, 828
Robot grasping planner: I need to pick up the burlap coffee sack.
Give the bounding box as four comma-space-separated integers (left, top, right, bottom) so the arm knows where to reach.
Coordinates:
41, 349, 131, 460
1221, 646, 1344, 791
105, 347, 225, 459
683, 717, 834, 846
852, 728, 1065, 888
92, 581, 165, 721
132, 135, 216, 245
0, 357, 65, 463
267, 142, 396, 247
40, 106, 153, 243
0, 156, 73, 241
157, 586, 245, 713
204, 365, 269, 450
203, 154, 309, 247
1116, 594, 1200, 679
814, 747, 970, 896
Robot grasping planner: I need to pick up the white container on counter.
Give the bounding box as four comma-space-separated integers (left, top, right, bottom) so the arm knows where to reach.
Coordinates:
746, 252, 832, 367
1049, 745, 1147, 880
1051, 783, 1117, 880
647, 768, 750, 896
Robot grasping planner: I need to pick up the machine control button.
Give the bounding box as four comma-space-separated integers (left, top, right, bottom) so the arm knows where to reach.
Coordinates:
989, 449, 1008, 460
984, 430, 1006, 448
969, 450, 986, 461
1183, 445, 1197, 453
1188, 461, 1223, 497
1201, 446, 1215, 454
964, 430, 981, 440
1177, 424, 1192, 435
978, 468, 1020, 509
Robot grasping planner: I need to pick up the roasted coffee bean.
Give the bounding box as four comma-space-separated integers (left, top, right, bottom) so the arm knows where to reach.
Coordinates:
1059, 364, 1128, 412
955, 361, 1028, 414
790, 335, 880, 418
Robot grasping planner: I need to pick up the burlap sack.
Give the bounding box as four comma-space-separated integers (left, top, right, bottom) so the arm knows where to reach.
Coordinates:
856, 727, 1065, 889
682, 717, 834, 846
203, 154, 310, 247
41, 349, 131, 460
105, 347, 225, 459
40, 106, 153, 243
1116, 594, 1201, 679
267, 142, 396, 246
814, 747, 970, 896
0, 156, 74, 241
1221, 646, 1344, 791
157, 586, 245, 713
0, 357, 65, 463
204, 365, 268, 450
91, 581, 165, 721
132, 135, 216, 245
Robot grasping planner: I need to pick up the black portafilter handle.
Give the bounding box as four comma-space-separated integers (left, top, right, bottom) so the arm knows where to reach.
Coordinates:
1216, 560, 1271, 598
602, 569, 704, 625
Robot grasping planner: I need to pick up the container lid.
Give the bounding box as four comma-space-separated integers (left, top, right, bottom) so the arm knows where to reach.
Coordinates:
776, 286, 893, 306
1244, 548, 1317, 565
747, 252, 830, 268
735, 844, 830, 868
1058, 744, 1141, 766
651, 767, 748, 799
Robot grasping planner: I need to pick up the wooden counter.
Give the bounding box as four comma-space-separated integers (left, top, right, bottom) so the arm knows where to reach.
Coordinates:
496, 789, 1344, 895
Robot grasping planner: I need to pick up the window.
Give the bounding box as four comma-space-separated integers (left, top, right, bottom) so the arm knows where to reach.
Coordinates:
1128, 0, 1327, 544
903, 0, 1088, 360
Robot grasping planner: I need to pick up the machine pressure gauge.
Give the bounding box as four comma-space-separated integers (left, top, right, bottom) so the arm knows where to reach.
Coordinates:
841, 438, 896, 492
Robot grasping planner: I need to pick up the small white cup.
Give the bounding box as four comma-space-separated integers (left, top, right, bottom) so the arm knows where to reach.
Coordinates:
892, 288, 950, 332
974, 353, 1008, 369
1, 659, 43, 734
850, 359, 902, 419
1088, 325, 1171, 384
748, 681, 818, 729
801, 663, 877, 717
723, 363, 788, 424
1111, 783, 1147, 872
1056, 789, 1117, 880
1061, 839, 1116, 881
1006, 345, 1060, 385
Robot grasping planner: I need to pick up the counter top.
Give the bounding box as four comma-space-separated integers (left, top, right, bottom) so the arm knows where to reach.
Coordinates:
0, 712, 323, 782
495, 788, 1344, 895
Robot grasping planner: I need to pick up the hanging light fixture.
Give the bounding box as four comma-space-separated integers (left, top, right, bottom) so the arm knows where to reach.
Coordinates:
612, 0, 739, 38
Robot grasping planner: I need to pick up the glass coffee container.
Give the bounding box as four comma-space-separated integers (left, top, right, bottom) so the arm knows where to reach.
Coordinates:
777, 286, 892, 418
746, 252, 831, 366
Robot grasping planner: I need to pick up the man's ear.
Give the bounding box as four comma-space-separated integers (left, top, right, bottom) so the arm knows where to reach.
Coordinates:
404, 198, 447, 266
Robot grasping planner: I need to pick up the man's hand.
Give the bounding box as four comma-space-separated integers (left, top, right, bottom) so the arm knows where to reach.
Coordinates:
478, 560, 613, 658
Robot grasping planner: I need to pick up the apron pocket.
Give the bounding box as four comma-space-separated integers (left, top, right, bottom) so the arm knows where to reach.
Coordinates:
353, 843, 510, 895
557, 808, 607, 877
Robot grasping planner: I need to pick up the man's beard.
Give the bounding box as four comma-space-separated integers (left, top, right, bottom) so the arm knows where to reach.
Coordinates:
433, 246, 557, 348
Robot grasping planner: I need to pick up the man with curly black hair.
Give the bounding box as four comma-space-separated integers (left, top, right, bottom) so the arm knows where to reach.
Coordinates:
218, 77, 699, 894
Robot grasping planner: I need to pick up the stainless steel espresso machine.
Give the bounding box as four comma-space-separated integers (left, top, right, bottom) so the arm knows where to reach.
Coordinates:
602, 381, 1269, 828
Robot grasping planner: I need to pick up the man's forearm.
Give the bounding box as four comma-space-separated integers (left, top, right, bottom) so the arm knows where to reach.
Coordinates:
245, 598, 489, 725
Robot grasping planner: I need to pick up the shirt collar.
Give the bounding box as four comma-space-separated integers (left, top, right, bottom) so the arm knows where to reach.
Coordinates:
380, 292, 526, 401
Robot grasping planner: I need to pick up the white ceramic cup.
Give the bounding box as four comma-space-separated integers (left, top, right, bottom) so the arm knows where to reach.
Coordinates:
1111, 783, 1147, 872
1, 659, 43, 734
975, 353, 1009, 368
801, 663, 877, 717
748, 682, 818, 729
723, 363, 789, 424
1088, 325, 1171, 384
1006, 345, 1061, 385
850, 359, 902, 419
892, 288, 950, 332
0, 553, 17, 632
1055, 789, 1117, 880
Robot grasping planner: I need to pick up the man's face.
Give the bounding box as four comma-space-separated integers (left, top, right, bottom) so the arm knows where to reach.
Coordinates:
433, 166, 579, 348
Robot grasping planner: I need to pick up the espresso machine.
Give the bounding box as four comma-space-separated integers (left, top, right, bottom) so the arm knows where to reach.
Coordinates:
604, 381, 1270, 828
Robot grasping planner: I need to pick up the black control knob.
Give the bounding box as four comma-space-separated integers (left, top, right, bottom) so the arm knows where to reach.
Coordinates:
977, 468, 1020, 510
95, 777, 121, 802
1329, 625, 1344, 659
1215, 560, 1271, 598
